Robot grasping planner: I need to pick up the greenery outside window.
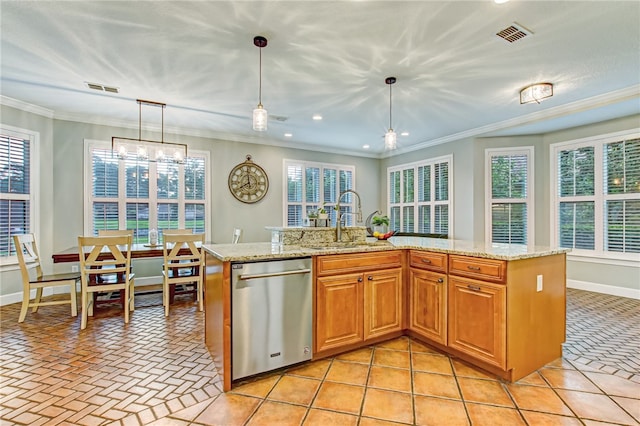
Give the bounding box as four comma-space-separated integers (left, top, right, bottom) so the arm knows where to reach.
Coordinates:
85, 140, 209, 243
551, 131, 640, 261
284, 160, 355, 226
485, 147, 534, 245
0, 126, 38, 265
387, 155, 452, 235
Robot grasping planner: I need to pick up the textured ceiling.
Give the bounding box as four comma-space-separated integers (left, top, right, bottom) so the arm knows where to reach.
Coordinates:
1, 1, 639, 157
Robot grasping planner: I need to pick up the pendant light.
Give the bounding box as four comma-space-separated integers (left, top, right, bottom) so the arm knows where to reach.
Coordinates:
253, 35, 268, 131
384, 77, 397, 150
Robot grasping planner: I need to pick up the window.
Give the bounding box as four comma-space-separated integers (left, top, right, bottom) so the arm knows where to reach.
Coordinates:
0, 126, 37, 264
85, 140, 209, 243
552, 131, 640, 260
387, 155, 452, 235
485, 147, 533, 245
284, 160, 355, 226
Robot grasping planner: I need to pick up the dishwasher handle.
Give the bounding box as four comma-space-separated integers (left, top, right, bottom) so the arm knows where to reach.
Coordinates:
238, 268, 312, 281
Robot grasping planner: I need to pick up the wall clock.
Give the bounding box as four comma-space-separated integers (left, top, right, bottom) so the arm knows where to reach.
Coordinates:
228, 155, 269, 203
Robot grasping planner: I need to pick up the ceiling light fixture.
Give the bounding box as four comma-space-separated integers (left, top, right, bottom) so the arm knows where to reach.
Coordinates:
384, 76, 397, 150
112, 99, 187, 163
520, 82, 553, 104
252, 35, 268, 131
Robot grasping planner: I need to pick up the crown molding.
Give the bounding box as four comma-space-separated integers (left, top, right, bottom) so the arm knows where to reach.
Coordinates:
0, 95, 54, 118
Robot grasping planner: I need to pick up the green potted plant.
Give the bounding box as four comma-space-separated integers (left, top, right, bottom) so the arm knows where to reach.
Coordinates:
372, 215, 389, 234
317, 204, 329, 220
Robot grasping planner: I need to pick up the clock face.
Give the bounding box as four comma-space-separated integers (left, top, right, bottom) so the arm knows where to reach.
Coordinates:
228, 160, 269, 203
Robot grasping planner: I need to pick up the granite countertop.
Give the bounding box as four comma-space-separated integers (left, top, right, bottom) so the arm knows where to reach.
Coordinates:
203, 236, 570, 262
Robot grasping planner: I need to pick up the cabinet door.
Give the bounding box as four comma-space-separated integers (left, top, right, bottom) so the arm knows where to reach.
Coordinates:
448, 276, 506, 369
364, 268, 403, 340
316, 273, 364, 352
409, 268, 447, 345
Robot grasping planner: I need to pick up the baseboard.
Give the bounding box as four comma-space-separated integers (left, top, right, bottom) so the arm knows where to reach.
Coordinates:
567, 279, 640, 300
0, 276, 163, 307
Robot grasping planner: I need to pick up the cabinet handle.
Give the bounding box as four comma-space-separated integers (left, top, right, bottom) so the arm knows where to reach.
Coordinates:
368, 275, 373, 281
357, 277, 363, 282
421, 259, 432, 264
437, 278, 444, 283
467, 284, 482, 292
467, 265, 481, 271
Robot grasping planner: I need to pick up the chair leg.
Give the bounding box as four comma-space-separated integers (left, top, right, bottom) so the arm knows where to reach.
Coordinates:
18, 287, 30, 323
129, 282, 135, 312
81, 288, 88, 330
32, 288, 43, 313
123, 286, 129, 324
198, 278, 204, 312
164, 281, 170, 317
70, 280, 78, 317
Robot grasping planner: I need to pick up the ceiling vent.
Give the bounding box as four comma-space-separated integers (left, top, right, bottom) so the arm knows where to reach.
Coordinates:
269, 114, 288, 122
85, 82, 119, 93
496, 22, 533, 43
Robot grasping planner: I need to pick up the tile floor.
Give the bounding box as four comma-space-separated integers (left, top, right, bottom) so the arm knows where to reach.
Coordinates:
0, 289, 639, 426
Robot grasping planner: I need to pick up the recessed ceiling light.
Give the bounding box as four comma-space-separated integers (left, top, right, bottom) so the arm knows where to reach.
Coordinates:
401, 132, 409, 136
312, 114, 323, 121
284, 133, 293, 137
362, 144, 370, 149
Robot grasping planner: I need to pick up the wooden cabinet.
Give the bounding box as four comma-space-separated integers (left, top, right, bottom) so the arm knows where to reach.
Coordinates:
316, 273, 364, 351
409, 268, 447, 345
315, 251, 403, 353
448, 276, 506, 369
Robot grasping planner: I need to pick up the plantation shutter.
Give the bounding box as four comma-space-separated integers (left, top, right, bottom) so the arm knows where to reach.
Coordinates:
490, 153, 528, 244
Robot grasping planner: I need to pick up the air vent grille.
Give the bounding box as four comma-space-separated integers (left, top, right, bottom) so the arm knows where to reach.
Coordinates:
496, 23, 532, 43
85, 82, 119, 93
269, 114, 288, 122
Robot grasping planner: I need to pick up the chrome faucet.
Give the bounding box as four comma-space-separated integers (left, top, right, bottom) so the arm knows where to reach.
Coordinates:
335, 189, 363, 242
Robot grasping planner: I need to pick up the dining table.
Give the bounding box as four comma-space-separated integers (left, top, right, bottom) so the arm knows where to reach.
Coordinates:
52, 242, 205, 263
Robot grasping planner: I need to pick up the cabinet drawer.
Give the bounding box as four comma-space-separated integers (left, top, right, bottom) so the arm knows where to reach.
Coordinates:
448, 255, 506, 284
409, 250, 447, 273
316, 251, 403, 276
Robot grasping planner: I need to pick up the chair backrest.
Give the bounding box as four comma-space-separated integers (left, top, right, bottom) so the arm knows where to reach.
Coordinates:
232, 228, 242, 244
13, 234, 44, 280
162, 233, 204, 272
78, 235, 132, 280
98, 229, 134, 237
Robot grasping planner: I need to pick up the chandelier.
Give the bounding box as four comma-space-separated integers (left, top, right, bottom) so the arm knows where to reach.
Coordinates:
112, 99, 187, 163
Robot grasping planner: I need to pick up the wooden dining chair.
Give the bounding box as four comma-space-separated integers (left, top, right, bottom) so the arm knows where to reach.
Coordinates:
96, 230, 134, 305
13, 234, 79, 323
162, 233, 204, 316
78, 235, 135, 329
98, 229, 134, 237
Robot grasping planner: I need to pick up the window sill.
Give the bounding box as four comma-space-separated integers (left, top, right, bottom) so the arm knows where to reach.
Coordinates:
567, 251, 640, 268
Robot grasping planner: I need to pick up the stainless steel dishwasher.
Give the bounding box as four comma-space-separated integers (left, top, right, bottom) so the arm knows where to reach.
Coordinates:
231, 257, 312, 380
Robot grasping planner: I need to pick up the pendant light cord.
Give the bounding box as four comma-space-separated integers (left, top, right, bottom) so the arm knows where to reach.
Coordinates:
389, 82, 393, 130
258, 46, 263, 106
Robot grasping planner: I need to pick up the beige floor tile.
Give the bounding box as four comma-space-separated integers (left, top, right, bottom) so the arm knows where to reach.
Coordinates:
246, 400, 307, 426
611, 395, 640, 423
194, 393, 260, 426
545, 358, 577, 370
359, 417, 411, 426
147, 418, 190, 425
267, 376, 321, 406
465, 402, 525, 426
169, 398, 216, 422
373, 348, 410, 369
311, 381, 365, 415
581, 420, 631, 426
286, 359, 332, 380
376, 337, 410, 351
539, 368, 602, 393
336, 347, 373, 364
361, 388, 413, 424
367, 365, 412, 393
555, 389, 637, 425
409, 340, 445, 356
412, 371, 460, 399
325, 360, 370, 386
520, 410, 584, 426
231, 375, 280, 398
506, 383, 573, 416
583, 371, 640, 399
457, 377, 514, 407
515, 371, 549, 387
303, 408, 359, 426
413, 395, 468, 426
451, 359, 497, 380
412, 352, 453, 375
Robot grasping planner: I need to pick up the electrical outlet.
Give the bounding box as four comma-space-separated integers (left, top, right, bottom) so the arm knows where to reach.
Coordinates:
536, 275, 543, 292
71, 265, 79, 273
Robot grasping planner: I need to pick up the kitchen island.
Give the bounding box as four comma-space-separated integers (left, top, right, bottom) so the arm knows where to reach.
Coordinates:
203, 237, 569, 391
